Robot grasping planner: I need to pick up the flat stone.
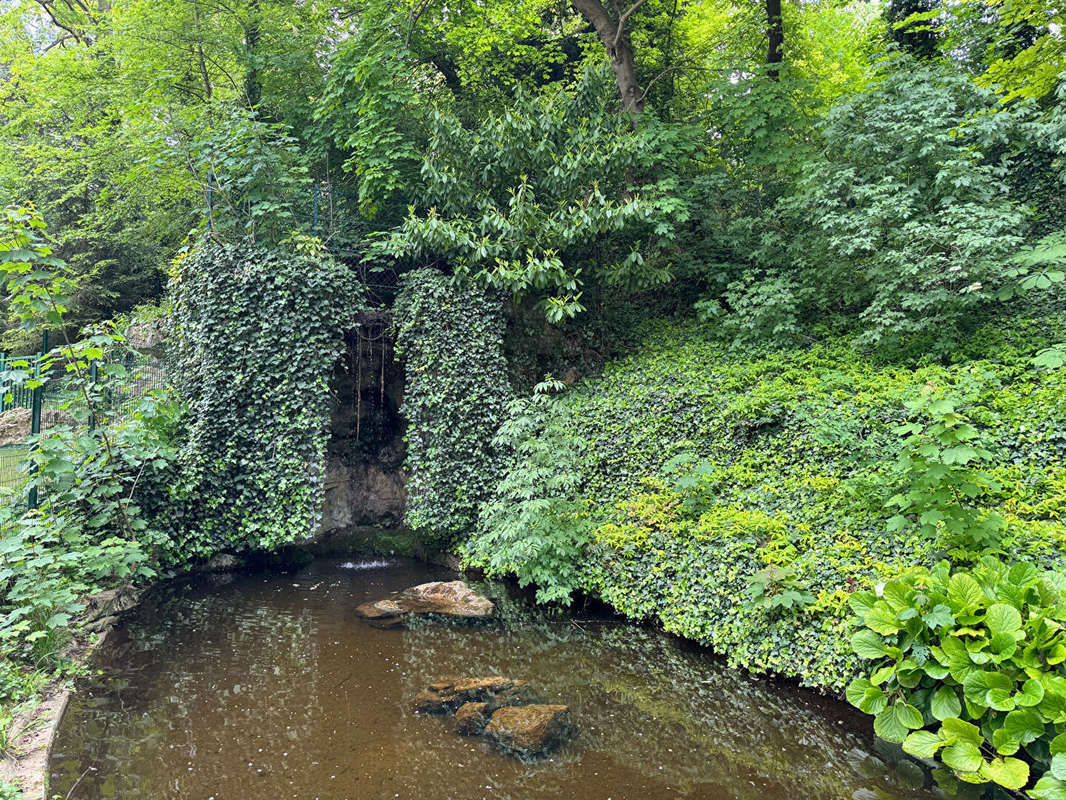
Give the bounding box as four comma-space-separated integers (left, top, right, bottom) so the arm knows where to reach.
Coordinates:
485, 704, 575, 757
413, 677, 528, 714
454, 702, 490, 735
356, 581, 494, 628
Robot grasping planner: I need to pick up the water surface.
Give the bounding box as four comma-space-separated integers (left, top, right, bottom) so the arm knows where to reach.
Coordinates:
51, 558, 936, 800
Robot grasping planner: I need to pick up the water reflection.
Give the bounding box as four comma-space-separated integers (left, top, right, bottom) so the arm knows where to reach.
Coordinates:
50, 560, 936, 800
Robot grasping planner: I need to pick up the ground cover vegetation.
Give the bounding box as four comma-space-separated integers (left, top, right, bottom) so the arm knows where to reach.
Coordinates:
2, 0, 1066, 796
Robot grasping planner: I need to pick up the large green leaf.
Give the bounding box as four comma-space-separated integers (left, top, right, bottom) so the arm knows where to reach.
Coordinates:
1030, 775, 1066, 800
902, 730, 944, 759
941, 717, 983, 748
851, 629, 889, 659
982, 756, 1028, 790
985, 603, 1022, 636
874, 705, 909, 743
931, 686, 962, 721
1003, 708, 1045, 744
948, 574, 985, 613
941, 742, 983, 773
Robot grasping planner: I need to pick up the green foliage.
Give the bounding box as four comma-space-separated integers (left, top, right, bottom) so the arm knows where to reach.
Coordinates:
393, 268, 511, 544
381, 68, 695, 321
462, 388, 592, 604
314, 7, 427, 216
744, 564, 816, 612
886, 382, 1006, 558
0, 207, 175, 676
847, 558, 1066, 797
170, 105, 311, 242
481, 314, 1066, 689
168, 239, 361, 559
706, 59, 1032, 351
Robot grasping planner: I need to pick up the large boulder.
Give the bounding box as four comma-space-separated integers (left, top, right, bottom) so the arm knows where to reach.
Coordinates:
484, 704, 575, 757
125, 317, 168, 358
356, 581, 494, 628
0, 407, 78, 445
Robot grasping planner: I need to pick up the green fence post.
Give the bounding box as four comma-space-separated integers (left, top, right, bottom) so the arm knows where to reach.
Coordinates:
27, 331, 47, 510
89, 360, 98, 432
312, 183, 319, 236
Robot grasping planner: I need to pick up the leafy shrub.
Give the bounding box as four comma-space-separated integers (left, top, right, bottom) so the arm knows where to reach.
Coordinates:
462, 389, 592, 604
381, 67, 695, 321
486, 314, 1066, 689
886, 381, 1006, 558
744, 564, 816, 612
169, 239, 361, 559
0, 207, 176, 674
847, 558, 1066, 797
393, 268, 512, 544
710, 58, 1031, 352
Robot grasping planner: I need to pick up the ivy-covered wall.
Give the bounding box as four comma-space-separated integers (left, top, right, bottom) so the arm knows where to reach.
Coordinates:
393, 268, 512, 544
167, 240, 362, 560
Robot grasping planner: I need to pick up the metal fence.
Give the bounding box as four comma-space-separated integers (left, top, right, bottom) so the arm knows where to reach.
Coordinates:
0, 336, 167, 505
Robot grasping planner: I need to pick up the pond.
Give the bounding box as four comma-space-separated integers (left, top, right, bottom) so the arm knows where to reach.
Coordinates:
50, 558, 937, 800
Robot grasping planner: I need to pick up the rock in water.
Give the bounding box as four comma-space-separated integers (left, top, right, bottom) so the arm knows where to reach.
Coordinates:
355, 581, 494, 628
454, 702, 490, 735
485, 704, 575, 757
413, 677, 530, 714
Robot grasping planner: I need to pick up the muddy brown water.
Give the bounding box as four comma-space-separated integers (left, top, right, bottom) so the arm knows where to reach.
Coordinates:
50, 558, 937, 800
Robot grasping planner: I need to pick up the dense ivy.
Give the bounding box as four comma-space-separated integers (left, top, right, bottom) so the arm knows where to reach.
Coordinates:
168, 238, 361, 559
393, 268, 512, 544
465, 311, 1066, 690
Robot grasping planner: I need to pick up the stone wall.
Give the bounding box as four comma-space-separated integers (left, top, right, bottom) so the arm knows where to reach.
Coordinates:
320, 311, 407, 533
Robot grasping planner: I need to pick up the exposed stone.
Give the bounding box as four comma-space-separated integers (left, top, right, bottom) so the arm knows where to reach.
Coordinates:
125, 317, 168, 357
320, 456, 407, 533
413, 677, 526, 715
356, 581, 494, 628
85, 585, 142, 623
485, 704, 575, 757
454, 702, 490, 735
0, 407, 78, 446
199, 553, 242, 573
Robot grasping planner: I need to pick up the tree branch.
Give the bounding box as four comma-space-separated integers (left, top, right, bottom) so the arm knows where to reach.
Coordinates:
612, 0, 647, 50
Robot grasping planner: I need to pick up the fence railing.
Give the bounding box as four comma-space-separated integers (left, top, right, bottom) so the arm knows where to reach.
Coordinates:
0, 335, 167, 506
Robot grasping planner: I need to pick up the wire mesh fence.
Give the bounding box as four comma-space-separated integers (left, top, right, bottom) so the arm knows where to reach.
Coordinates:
0, 341, 168, 504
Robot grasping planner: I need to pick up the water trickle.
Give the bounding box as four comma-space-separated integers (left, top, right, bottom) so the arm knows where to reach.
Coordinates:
339, 558, 400, 570
50, 558, 936, 800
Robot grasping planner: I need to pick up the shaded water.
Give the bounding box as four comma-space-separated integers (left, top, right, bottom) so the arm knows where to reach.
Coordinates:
51, 559, 937, 800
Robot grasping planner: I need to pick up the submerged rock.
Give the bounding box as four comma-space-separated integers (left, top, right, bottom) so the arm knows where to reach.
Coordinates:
356, 581, 494, 628
485, 704, 575, 757
454, 702, 490, 735
413, 676, 528, 714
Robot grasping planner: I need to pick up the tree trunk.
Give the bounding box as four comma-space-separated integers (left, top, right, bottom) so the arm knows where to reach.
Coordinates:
766, 0, 784, 78
243, 0, 261, 108
570, 0, 644, 115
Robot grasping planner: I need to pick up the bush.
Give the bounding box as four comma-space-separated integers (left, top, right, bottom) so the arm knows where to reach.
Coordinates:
468, 312, 1066, 690
462, 388, 592, 604
847, 557, 1066, 798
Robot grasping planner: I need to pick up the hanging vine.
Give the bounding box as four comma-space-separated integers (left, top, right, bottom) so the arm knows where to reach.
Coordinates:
393, 268, 512, 545
169, 238, 363, 559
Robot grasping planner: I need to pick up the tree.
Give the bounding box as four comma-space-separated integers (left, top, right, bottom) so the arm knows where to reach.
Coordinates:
570, 0, 646, 113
